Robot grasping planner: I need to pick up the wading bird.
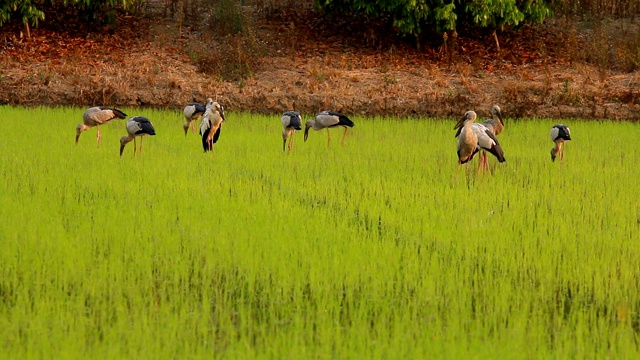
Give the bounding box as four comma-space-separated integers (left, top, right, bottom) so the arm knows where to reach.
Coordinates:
119, 116, 156, 156
550, 124, 571, 162
482, 104, 505, 136
183, 98, 211, 135
479, 104, 505, 170
281, 111, 302, 152
304, 110, 354, 146
200, 101, 225, 152
76, 106, 127, 144
454, 110, 505, 173
455, 105, 505, 170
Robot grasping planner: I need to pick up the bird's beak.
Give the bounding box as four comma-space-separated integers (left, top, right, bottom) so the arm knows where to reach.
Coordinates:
497, 110, 504, 126
75, 134, 80, 144
454, 115, 467, 130
304, 126, 310, 142
120, 145, 125, 156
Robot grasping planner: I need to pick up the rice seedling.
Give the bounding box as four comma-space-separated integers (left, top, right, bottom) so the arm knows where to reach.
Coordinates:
0, 106, 639, 358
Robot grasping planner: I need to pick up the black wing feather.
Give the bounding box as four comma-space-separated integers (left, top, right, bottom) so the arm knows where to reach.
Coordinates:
99, 106, 127, 119
326, 111, 355, 128
133, 116, 156, 135
187, 102, 206, 115
483, 129, 505, 162
202, 127, 211, 152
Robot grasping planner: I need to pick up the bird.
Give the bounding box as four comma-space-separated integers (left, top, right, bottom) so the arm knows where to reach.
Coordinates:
76, 106, 127, 144
454, 111, 480, 170
481, 104, 505, 136
479, 104, 505, 170
119, 116, 156, 156
454, 111, 505, 172
455, 105, 505, 170
200, 101, 225, 152
550, 124, 571, 162
183, 98, 210, 135
281, 111, 302, 152
304, 111, 355, 146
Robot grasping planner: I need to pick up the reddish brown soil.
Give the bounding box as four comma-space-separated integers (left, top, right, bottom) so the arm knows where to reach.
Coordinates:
1, 10, 639, 120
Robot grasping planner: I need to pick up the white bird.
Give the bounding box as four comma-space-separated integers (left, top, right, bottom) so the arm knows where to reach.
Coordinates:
183, 99, 210, 135
200, 101, 225, 152
281, 111, 302, 152
119, 116, 156, 156
76, 106, 127, 144
550, 124, 571, 162
304, 111, 355, 145
454, 111, 505, 172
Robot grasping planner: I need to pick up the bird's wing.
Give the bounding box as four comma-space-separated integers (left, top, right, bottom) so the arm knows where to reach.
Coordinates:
129, 116, 155, 135
288, 113, 302, 130
185, 103, 206, 116
481, 118, 496, 134
281, 115, 291, 128
473, 124, 498, 150
94, 107, 126, 123
212, 124, 222, 144
317, 111, 354, 128
550, 126, 560, 141
316, 113, 339, 127
200, 116, 211, 136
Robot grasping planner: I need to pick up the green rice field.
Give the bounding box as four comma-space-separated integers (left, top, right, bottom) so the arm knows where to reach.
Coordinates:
1, 105, 639, 358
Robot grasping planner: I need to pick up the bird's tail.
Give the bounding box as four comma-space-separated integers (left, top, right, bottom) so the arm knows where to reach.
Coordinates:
489, 144, 506, 162
112, 108, 127, 119
338, 115, 355, 127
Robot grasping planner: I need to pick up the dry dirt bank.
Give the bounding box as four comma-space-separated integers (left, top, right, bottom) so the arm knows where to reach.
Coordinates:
1, 15, 639, 120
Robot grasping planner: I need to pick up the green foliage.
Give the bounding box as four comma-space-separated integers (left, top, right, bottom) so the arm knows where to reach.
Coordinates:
0, 0, 136, 28
464, 0, 524, 29
317, 0, 553, 41
0, 0, 45, 27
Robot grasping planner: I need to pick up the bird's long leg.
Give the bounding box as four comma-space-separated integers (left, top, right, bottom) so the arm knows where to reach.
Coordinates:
191, 120, 197, 133
481, 152, 490, 172
96, 126, 102, 144
140, 137, 144, 155
133, 137, 137, 156
327, 129, 332, 147
341, 127, 348, 145
289, 131, 295, 152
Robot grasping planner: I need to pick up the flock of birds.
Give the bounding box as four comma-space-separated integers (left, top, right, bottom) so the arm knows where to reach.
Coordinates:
74, 100, 572, 168
453, 105, 572, 173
